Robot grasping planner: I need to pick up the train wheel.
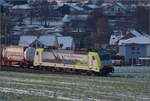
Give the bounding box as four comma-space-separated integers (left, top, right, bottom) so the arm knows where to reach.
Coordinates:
86, 71, 95, 76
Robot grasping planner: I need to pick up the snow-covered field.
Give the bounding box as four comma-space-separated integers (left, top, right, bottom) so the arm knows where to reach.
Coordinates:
112, 66, 150, 78
0, 66, 150, 101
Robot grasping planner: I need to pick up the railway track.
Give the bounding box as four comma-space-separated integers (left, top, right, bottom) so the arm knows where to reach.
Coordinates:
0, 65, 98, 76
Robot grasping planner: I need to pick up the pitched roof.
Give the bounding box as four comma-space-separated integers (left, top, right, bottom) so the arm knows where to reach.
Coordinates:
65, 3, 84, 11
115, 2, 127, 10
101, 2, 127, 11
129, 30, 142, 37
38, 35, 58, 47
85, 4, 98, 9
101, 3, 112, 8
62, 14, 88, 22
12, 4, 31, 9
119, 36, 150, 45
19, 35, 37, 47
109, 35, 123, 45
121, 30, 143, 40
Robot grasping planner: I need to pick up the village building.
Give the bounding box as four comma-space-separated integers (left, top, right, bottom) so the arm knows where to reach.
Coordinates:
118, 36, 150, 65
56, 3, 84, 16
18, 35, 37, 47
57, 36, 75, 50
18, 34, 75, 49
101, 2, 128, 16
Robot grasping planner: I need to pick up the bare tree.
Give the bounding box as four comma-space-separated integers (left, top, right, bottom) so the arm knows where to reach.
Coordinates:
87, 8, 111, 49
30, 0, 50, 27
135, 6, 149, 34
39, 0, 50, 27
1, 15, 13, 45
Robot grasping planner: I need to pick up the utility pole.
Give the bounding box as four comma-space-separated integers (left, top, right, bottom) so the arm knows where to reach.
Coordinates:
0, 5, 2, 70
4, 18, 7, 46
148, 7, 150, 35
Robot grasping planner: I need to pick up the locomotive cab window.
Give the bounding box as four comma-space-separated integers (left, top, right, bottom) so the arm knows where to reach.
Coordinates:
36, 52, 39, 55
92, 56, 95, 60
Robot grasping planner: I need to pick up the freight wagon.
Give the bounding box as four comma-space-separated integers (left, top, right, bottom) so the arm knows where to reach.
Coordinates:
0, 46, 35, 66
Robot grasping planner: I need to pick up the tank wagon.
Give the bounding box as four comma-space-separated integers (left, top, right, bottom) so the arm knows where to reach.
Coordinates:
0, 46, 35, 66
0, 46, 114, 75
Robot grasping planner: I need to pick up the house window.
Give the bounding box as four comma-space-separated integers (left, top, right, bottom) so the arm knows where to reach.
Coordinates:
131, 46, 140, 54
118, 8, 121, 12
133, 58, 136, 64
36, 52, 39, 55
132, 47, 135, 50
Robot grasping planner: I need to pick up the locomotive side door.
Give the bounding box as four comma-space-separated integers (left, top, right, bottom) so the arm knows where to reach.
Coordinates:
88, 52, 101, 72
34, 48, 44, 66
89, 56, 97, 69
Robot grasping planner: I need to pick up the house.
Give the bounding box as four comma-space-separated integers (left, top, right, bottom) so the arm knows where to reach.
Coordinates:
118, 36, 150, 65
57, 36, 75, 50
37, 35, 58, 48
57, 3, 84, 15
121, 30, 142, 39
10, 4, 31, 16
109, 30, 143, 45
19, 35, 37, 47
101, 2, 128, 16
83, 4, 99, 13
126, 30, 142, 37
18, 34, 76, 50
109, 35, 123, 45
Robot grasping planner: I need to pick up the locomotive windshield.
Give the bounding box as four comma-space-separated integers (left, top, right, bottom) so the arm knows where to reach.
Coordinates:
99, 54, 112, 66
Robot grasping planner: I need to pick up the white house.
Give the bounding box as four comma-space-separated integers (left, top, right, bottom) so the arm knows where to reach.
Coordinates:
101, 2, 128, 16
109, 34, 123, 45
38, 35, 58, 48
57, 36, 75, 50
19, 34, 76, 50
118, 36, 150, 65
19, 35, 37, 47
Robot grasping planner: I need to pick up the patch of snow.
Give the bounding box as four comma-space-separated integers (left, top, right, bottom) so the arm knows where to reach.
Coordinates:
119, 36, 150, 45
109, 35, 123, 45
129, 30, 142, 37
19, 35, 37, 47
116, 2, 127, 10
38, 35, 58, 47
65, 3, 84, 11
86, 4, 98, 9
57, 36, 75, 49
12, 4, 31, 9
62, 15, 70, 22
